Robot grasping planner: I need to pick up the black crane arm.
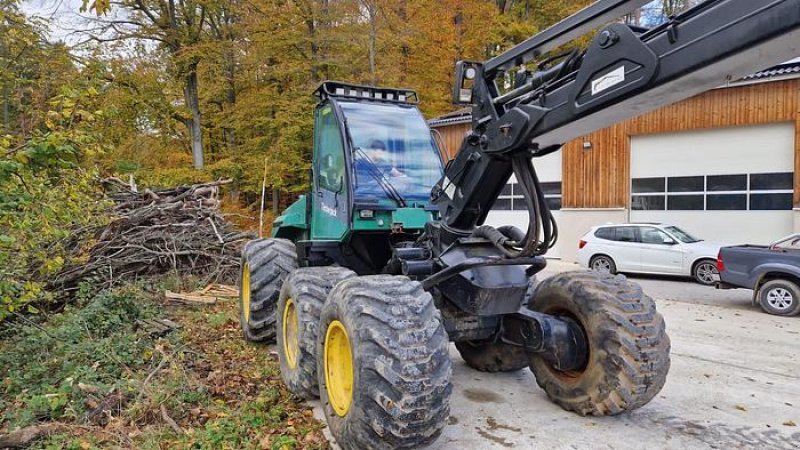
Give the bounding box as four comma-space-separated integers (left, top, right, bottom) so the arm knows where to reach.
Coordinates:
431, 0, 800, 257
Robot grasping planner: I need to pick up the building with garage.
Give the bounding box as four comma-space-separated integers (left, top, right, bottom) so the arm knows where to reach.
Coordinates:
429, 61, 800, 262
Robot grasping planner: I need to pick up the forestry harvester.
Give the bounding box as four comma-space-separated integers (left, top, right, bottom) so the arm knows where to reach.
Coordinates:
238, 0, 800, 447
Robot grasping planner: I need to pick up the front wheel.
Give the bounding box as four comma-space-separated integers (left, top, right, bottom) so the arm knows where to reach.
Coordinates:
276, 266, 356, 399
758, 279, 800, 316
527, 271, 670, 416
316, 276, 452, 450
693, 259, 718, 285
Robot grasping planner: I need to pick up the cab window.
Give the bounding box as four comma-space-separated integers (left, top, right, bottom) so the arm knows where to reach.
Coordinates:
316, 105, 345, 192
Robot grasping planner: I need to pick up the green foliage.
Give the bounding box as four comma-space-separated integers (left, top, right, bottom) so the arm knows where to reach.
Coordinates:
0, 287, 157, 428
0, 5, 113, 320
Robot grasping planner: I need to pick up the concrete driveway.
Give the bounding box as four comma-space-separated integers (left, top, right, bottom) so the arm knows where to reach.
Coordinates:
315, 261, 800, 449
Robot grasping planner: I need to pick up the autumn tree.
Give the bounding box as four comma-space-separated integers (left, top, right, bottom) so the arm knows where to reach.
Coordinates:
82, 0, 211, 169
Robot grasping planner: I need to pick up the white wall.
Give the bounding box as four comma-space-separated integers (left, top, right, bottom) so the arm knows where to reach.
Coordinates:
629, 210, 791, 245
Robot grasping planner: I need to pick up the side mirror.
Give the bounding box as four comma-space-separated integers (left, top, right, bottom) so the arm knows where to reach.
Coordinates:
663, 237, 677, 245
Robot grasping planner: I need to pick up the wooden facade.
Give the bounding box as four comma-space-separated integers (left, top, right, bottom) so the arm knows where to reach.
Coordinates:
430, 78, 800, 208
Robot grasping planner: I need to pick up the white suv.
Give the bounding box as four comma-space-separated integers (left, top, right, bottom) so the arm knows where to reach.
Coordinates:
577, 223, 723, 285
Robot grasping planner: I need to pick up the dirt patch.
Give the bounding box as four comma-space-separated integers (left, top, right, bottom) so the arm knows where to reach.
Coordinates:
462, 388, 505, 404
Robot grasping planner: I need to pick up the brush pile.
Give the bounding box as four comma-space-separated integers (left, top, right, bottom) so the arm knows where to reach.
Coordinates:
52, 178, 254, 293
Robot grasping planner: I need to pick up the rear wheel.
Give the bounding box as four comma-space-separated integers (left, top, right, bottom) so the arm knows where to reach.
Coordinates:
693, 259, 718, 285
758, 279, 800, 316
317, 275, 452, 450
277, 266, 356, 399
589, 255, 617, 274
527, 271, 670, 416
239, 238, 297, 342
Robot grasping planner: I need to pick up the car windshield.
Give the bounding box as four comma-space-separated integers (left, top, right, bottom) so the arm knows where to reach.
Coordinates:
340, 101, 443, 203
664, 226, 701, 243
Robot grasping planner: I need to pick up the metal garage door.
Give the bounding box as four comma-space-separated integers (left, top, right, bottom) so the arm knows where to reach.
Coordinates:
630, 123, 794, 245
485, 150, 563, 258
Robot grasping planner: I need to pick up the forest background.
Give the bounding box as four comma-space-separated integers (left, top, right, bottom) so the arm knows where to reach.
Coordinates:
0, 0, 698, 317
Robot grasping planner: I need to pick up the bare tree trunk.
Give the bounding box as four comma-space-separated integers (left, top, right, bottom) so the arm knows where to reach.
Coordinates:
223, 48, 237, 151
184, 64, 204, 170
2, 39, 9, 133
367, 2, 377, 85
272, 187, 279, 215
2, 81, 8, 133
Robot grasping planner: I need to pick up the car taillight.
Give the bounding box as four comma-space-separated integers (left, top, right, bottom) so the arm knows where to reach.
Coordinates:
716, 251, 725, 272
579, 240, 587, 249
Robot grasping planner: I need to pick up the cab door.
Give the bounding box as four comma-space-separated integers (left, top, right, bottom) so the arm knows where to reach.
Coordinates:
310, 104, 349, 241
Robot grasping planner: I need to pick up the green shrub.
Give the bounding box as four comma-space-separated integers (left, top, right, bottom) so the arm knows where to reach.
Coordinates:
0, 287, 157, 428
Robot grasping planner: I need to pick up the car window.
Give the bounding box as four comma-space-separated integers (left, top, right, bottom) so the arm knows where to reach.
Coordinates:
595, 227, 615, 241
616, 227, 636, 243
773, 235, 800, 251
664, 225, 700, 243
640, 227, 672, 245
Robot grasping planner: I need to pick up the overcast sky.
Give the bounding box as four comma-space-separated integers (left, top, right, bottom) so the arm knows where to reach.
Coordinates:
21, 0, 109, 46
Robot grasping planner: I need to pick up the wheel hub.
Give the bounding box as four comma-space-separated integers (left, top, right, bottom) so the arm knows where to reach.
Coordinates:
324, 320, 354, 416
696, 263, 717, 284
592, 258, 611, 273
767, 287, 793, 310
282, 297, 299, 369
242, 263, 251, 322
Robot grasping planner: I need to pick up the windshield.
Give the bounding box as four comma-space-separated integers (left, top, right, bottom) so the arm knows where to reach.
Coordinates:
664, 226, 701, 243
339, 101, 443, 202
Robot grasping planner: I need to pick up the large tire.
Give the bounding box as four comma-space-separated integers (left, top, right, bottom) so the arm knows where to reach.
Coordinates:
276, 266, 356, 399
527, 271, 670, 416
757, 279, 800, 316
455, 340, 529, 372
316, 275, 452, 450
239, 238, 297, 343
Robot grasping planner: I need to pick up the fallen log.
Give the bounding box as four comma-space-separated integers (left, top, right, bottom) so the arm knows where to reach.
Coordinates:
0, 423, 65, 448
164, 291, 217, 305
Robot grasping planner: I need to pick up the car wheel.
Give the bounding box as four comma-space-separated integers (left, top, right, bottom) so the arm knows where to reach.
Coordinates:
758, 279, 800, 316
692, 259, 718, 286
589, 255, 616, 274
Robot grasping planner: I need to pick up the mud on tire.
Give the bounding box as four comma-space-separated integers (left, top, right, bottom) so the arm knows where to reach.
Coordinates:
239, 238, 297, 343
317, 275, 452, 450
527, 271, 670, 416
276, 266, 356, 399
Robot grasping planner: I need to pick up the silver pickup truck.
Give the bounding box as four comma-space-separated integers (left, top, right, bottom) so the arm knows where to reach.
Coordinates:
717, 234, 800, 316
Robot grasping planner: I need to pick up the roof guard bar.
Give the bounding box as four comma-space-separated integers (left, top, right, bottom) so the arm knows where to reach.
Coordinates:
314, 81, 419, 105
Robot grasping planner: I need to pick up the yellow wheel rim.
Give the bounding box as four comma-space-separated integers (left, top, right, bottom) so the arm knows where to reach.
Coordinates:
282, 297, 299, 369
324, 320, 354, 417
241, 262, 251, 323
